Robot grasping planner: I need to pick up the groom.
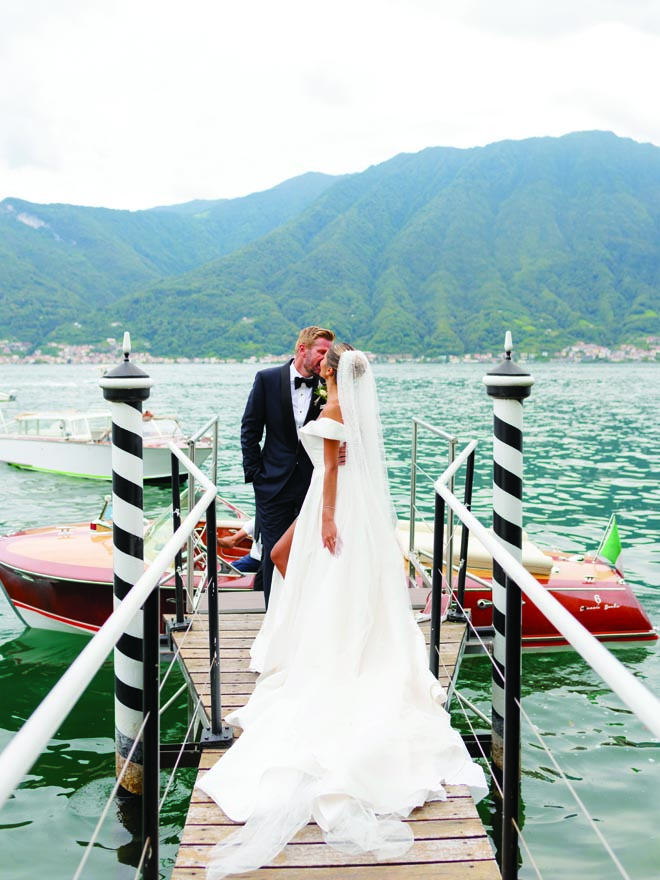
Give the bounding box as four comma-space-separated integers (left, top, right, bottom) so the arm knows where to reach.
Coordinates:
241, 325, 335, 606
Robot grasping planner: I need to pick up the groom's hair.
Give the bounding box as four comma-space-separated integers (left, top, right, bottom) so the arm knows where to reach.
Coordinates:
294, 326, 335, 352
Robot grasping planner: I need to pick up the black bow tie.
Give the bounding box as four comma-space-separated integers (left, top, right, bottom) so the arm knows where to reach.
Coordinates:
294, 375, 315, 389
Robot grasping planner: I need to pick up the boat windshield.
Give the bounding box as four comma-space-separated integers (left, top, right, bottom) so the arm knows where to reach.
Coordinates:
142, 418, 184, 439
144, 504, 176, 565
143, 492, 248, 566
87, 414, 112, 440
68, 417, 94, 440
18, 416, 67, 437
14, 412, 112, 441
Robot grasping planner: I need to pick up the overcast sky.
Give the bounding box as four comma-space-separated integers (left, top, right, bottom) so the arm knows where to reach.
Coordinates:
2, 0, 659, 211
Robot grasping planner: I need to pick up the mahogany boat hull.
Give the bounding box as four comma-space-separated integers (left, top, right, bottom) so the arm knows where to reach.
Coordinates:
0, 519, 254, 636
424, 551, 658, 650
2, 517, 655, 648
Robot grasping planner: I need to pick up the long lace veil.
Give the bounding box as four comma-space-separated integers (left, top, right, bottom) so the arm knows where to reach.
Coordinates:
337, 350, 396, 534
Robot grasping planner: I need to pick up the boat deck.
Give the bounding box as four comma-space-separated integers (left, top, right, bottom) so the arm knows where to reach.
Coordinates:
168, 601, 499, 879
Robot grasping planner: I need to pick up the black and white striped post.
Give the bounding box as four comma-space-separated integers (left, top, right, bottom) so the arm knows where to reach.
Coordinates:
99, 332, 153, 799
483, 331, 534, 879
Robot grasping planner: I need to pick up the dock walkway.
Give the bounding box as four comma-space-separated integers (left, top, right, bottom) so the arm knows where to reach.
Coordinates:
169, 597, 499, 879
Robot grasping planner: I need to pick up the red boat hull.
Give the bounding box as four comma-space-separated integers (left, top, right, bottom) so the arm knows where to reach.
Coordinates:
0, 520, 254, 636
423, 550, 657, 650
0, 562, 178, 634
1, 518, 656, 648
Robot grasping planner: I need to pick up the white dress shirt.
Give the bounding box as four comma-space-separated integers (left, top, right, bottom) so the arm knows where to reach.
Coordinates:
290, 363, 313, 430
243, 518, 262, 561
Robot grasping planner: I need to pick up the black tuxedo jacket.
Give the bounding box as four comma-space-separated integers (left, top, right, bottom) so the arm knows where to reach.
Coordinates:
240, 359, 324, 500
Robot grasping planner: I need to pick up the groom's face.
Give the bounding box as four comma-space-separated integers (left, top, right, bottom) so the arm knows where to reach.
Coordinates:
300, 339, 332, 376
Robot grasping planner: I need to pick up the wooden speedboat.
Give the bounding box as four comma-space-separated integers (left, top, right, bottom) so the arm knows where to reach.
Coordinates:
1, 495, 654, 649
0, 499, 255, 635
398, 521, 658, 650
0, 408, 213, 481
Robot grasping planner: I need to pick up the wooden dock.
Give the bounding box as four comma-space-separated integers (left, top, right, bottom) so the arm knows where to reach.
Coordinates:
169, 604, 499, 879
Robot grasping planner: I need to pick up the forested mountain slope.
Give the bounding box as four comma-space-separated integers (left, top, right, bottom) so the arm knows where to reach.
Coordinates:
0, 172, 339, 343
4, 132, 660, 357
108, 131, 660, 357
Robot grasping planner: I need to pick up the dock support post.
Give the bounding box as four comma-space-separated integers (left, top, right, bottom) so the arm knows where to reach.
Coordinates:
429, 490, 446, 677
100, 333, 160, 878
483, 331, 534, 879
204, 497, 234, 745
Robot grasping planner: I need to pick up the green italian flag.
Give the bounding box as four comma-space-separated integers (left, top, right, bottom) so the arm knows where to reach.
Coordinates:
597, 514, 623, 573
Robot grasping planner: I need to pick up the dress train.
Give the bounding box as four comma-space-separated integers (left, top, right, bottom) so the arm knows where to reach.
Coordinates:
198, 416, 487, 878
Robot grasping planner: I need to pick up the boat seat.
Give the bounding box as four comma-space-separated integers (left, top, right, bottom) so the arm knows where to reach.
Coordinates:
396, 520, 553, 577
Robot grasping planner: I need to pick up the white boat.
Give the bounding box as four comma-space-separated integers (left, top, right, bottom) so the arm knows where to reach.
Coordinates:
0, 390, 17, 402
0, 408, 213, 481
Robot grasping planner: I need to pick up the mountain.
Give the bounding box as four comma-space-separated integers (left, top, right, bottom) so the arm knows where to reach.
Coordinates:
0, 172, 340, 345
3, 132, 660, 358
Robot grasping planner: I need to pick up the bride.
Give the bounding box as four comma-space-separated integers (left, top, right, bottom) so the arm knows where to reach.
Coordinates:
197, 343, 487, 878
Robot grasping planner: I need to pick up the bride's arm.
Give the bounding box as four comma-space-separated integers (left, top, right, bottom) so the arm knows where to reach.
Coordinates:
322, 437, 340, 554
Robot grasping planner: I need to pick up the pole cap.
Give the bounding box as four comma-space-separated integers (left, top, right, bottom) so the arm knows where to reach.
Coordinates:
99, 332, 153, 402
483, 331, 534, 400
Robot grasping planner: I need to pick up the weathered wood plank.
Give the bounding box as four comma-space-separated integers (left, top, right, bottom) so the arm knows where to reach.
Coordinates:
187, 793, 479, 819
176, 836, 496, 868
169, 609, 499, 879
181, 818, 489, 846
171, 862, 501, 879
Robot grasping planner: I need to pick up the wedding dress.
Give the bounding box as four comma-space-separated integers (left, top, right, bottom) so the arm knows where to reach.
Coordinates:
197, 351, 487, 878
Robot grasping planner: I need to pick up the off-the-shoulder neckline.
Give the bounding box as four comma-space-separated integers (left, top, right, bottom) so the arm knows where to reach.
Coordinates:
316, 416, 344, 426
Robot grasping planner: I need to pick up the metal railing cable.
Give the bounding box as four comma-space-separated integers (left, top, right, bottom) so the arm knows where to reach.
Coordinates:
518, 696, 633, 880
159, 681, 188, 716
158, 563, 210, 698
438, 550, 632, 880
436, 442, 660, 739
433, 440, 660, 879
157, 579, 222, 808
0, 482, 215, 810
71, 710, 151, 880
159, 687, 208, 812
0, 439, 218, 880
408, 418, 660, 878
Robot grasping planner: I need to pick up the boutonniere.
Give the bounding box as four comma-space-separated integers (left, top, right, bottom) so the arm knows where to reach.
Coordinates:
314, 384, 328, 404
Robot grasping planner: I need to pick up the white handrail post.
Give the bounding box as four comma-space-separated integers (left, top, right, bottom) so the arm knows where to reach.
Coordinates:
483, 331, 534, 879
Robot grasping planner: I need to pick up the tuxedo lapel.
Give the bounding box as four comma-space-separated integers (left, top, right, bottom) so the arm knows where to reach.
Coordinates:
304, 376, 323, 424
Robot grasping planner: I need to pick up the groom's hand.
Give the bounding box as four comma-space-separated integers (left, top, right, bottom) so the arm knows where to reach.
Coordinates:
338, 442, 347, 467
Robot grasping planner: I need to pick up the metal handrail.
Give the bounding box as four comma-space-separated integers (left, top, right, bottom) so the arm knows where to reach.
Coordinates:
180, 416, 219, 610
189, 414, 219, 485
434, 446, 660, 740
188, 414, 218, 445
0, 441, 217, 811
409, 419, 458, 582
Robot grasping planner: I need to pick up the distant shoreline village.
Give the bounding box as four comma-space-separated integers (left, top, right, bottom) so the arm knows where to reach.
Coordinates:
1, 338, 660, 366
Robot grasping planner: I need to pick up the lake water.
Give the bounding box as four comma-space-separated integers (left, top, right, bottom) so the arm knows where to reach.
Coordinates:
1, 359, 659, 879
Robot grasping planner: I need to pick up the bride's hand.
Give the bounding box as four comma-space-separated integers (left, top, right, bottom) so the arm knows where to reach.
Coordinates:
322, 520, 340, 555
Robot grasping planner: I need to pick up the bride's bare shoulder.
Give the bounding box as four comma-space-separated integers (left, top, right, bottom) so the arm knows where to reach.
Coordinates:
318, 401, 343, 424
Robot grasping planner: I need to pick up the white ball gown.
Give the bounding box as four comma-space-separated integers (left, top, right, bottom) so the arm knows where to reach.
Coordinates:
197, 352, 487, 878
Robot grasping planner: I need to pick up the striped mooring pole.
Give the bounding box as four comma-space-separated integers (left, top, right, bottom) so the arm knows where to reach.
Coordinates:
99, 332, 153, 797
483, 331, 534, 877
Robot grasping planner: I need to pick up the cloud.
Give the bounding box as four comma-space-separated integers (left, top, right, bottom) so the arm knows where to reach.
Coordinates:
1, 0, 660, 209
396, 0, 660, 37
